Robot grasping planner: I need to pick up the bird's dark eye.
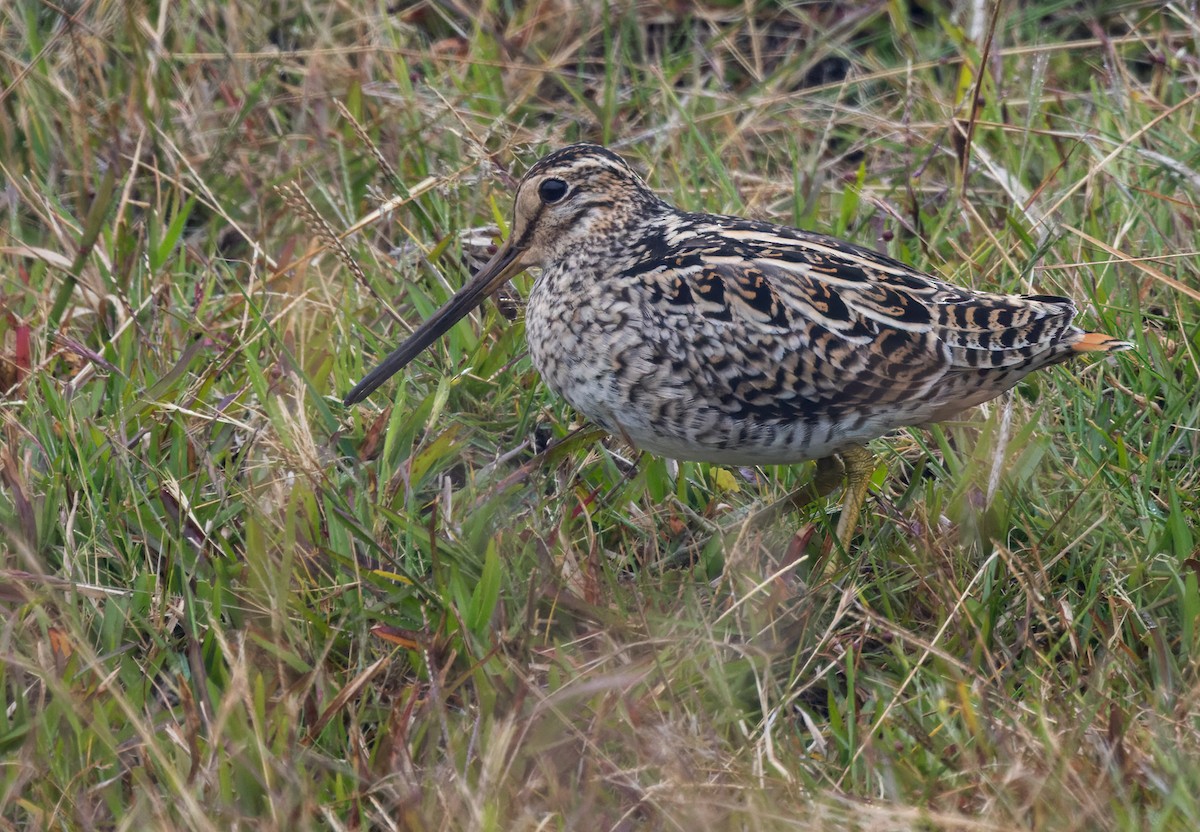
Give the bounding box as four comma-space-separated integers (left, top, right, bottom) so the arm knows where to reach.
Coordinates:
538, 178, 569, 204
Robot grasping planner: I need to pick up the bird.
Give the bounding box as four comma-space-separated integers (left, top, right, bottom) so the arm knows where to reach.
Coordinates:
344, 143, 1131, 555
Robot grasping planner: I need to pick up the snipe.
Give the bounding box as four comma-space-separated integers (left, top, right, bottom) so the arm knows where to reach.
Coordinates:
345, 144, 1130, 553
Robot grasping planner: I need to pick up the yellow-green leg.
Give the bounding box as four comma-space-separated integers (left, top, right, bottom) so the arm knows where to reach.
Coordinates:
777, 454, 842, 512
831, 444, 875, 554
713, 445, 875, 573
812, 454, 846, 502
760, 447, 875, 547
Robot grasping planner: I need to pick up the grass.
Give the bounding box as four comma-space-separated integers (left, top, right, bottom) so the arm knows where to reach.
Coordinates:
1, 0, 1198, 828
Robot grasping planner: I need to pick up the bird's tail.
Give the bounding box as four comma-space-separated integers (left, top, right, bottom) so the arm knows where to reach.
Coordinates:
1071, 331, 1134, 353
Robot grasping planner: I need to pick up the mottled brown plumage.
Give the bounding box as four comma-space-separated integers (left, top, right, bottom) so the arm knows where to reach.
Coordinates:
345, 144, 1131, 551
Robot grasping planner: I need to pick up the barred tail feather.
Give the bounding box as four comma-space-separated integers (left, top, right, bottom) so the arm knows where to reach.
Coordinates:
1071, 331, 1134, 353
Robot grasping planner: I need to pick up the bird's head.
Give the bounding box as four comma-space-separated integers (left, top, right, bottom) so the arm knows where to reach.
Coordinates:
343, 144, 658, 405
504, 143, 660, 266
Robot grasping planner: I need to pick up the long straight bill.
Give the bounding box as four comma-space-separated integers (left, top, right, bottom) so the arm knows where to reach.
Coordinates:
343, 242, 525, 405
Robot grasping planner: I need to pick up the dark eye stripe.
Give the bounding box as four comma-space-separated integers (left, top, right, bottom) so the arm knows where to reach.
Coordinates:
514, 205, 545, 248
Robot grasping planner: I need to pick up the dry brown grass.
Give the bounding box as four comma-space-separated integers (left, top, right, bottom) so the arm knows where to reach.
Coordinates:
1, 1, 1198, 829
